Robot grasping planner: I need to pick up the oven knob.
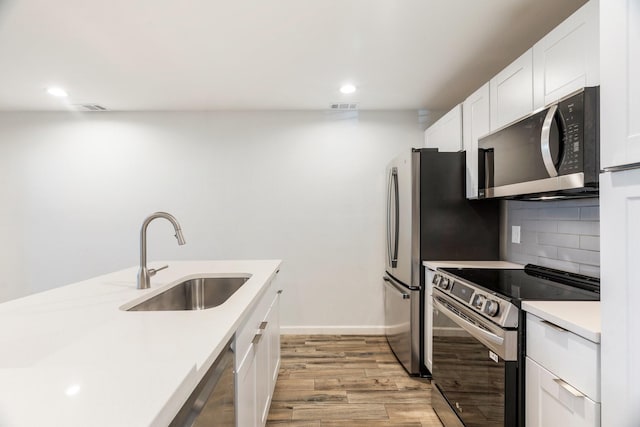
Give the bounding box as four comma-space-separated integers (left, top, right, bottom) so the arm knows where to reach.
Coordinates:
432, 274, 442, 286
440, 278, 451, 290
472, 294, 486, 309
484, 300, 500, 317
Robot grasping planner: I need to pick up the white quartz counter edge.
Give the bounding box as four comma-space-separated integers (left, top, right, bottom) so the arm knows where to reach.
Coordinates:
423, 260, 524, 270
0, 259, 282, 427
522, 300, 601, 343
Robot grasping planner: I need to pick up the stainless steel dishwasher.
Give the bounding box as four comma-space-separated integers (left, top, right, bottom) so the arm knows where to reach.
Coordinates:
170, 338, 235, 427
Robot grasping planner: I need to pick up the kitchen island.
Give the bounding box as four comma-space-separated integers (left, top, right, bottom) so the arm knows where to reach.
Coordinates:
0, 260, 281, 427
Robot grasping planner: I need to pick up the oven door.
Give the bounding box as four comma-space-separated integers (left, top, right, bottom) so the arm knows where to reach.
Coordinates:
431, 289, 518, 427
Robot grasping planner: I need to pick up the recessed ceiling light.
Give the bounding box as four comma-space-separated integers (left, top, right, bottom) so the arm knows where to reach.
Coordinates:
340, 84, 357, 94
47, 87, 68, 97
65, 384, 81, 396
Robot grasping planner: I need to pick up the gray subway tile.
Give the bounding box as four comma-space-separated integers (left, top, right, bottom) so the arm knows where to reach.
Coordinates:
510, 208, 540, 221
580, 235, 600, 251
579, 264, 601, 278
520, 243, 558, 259
580, 206, 600, 221
520, 231, 538, 245
539, 207, 580, 220
508, 242, 524, 255
560, 197, 600, 207
538, 232, 580, 248
507, 252, 538, 265
522, 220, 558, 233
507, 200, 537, 209
557, 247, 600, 266
557, 221, 600, 236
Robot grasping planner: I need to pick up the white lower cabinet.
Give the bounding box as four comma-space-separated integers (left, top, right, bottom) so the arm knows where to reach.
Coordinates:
236, 278, 281, 427
237, 346, 258, 427
526, 357, 600, 427
525, 313, 600, 427
257, 294, 280, 425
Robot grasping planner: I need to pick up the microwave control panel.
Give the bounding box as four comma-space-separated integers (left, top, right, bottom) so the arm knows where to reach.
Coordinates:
557, 92, 584, 176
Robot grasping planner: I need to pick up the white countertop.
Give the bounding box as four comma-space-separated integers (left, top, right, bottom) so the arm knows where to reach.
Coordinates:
0, 259, 281, 427
522, 300, 601, 343
423, 260, 524, 270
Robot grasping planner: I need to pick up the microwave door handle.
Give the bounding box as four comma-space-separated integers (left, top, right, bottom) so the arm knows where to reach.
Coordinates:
391, 168, 399, 268
541, 104, 559, 177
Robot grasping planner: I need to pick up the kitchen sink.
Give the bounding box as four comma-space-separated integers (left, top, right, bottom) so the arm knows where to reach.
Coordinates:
127, 275, 251, 311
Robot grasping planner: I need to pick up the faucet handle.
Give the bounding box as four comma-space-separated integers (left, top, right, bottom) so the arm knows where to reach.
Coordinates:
148, 265, 169, 277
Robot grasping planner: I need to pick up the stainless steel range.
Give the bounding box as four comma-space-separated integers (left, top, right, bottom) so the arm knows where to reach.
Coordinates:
430, 264, 600, 427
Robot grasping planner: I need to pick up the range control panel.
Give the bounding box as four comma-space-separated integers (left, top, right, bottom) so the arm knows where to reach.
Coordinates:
432, 272, 519, 328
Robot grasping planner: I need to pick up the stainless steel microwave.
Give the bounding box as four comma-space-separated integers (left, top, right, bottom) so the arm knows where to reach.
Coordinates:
478, 87, 599, 199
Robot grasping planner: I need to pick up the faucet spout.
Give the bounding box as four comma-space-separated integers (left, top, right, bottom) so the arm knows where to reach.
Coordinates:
137, 212, 186, 290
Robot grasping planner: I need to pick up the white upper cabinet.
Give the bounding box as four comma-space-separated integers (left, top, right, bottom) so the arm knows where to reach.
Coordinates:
533, 0, 599, 110
600, 0, 640, 170
463, 83, 490, 199
489, 49, 534, 131
424, 104, 462, 152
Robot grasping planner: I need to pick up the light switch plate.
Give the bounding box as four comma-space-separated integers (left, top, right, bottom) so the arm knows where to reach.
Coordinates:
512, 226, 521, 244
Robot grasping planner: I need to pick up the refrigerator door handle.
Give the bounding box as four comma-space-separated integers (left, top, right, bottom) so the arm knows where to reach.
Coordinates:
391, 168, 399, 268
386, 169, 393, 267
384, 276, 410, 299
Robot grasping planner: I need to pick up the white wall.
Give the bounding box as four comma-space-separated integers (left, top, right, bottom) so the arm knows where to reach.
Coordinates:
0, 110, 420, 332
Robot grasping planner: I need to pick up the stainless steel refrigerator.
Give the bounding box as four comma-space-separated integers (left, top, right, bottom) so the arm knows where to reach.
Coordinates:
383, 148, 500, 376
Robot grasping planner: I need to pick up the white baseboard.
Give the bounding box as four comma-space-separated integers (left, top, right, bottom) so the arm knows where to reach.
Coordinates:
280, 325, 386, 335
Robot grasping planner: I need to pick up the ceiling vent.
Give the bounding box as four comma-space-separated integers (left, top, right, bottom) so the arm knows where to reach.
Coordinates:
73, 104, 108, 111
330, 103, 358, 111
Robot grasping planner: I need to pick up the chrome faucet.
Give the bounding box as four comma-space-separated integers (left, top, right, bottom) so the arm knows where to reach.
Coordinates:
137, 212, 186, 289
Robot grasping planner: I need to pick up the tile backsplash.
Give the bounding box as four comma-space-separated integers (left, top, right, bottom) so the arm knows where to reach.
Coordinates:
505, 198, 600, 277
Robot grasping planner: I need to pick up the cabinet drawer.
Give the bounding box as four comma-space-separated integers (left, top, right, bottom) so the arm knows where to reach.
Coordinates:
526, 357, 600, 427
526, 313, 600, 401
236, 279, 275, 365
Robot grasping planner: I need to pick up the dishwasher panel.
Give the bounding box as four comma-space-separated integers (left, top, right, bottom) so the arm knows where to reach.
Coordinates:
170, 338, 235, 427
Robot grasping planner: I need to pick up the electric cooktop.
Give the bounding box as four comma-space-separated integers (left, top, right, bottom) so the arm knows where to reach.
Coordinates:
439, 264, 600, 307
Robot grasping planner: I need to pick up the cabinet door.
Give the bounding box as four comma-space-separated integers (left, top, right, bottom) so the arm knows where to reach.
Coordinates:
424, 104, 462, 152
424, 120, 439, 149
600, 170, 640, 427
526, 357, 600, 427
255, 292, 281, 427
269, 292, 281, 387
490, 49, 533, 130
255, 319, 270, 427
600, 0, 640, 169
533, 0, 599, 109
237, 345, 258, 427
463, 83, 490, 199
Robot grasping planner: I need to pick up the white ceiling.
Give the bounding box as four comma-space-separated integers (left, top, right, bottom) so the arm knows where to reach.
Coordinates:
0, 0, 586, 111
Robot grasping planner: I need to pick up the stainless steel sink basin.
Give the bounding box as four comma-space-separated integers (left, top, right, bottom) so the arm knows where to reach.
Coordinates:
127, 276, 251, 311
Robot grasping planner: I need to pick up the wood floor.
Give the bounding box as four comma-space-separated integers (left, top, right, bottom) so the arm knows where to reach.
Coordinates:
266, 335, 443, 427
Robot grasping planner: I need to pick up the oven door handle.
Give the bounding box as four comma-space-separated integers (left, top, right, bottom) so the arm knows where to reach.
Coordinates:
432, 296, 504, 347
